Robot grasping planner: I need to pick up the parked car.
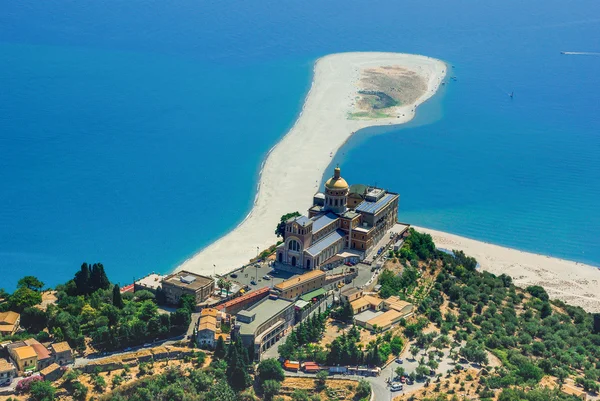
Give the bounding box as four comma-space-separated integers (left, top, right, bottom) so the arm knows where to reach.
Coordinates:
230, 273, 238, 278
263, 275, 271, 280
390, 382, 403, 392
395, 358, 403, 364
250, 280, 257, 285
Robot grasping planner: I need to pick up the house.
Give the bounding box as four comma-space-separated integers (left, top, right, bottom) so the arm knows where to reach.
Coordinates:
40, 363, 63, 381
340, 287, 363, 304
50, 342, 74, 366
161, 271, 215, 306
8, 345, 37, 372
196, 308, 221, 348
383, 296, 414, 317
0, 312, 20, 336
561, 385, 587, 401
350, 295, 384, 315
24, 339, 53, 370
0, 359, 17, 386
352, 295, 414, 332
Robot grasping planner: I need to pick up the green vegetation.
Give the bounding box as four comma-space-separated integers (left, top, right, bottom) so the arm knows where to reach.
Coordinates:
0, 263, 192, 351
388, 229, 600, 397
357, 90, 400, 109
275, 211, 301, 238
278, 312, 328, 362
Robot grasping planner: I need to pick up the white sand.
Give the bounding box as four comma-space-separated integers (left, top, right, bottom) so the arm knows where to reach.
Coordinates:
177, 52, 446, 275
415, 227, 600, 312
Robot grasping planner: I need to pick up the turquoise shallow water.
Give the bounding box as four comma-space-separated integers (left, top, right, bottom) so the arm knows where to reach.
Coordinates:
1, 0, 599, 290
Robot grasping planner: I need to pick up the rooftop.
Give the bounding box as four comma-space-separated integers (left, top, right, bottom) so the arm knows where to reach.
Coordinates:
341, 210, 360, 219
30, 343, 52, 360
237, 298, 292, 336
50, 341, 72, 354
289, 215, 312, 226
366, 309, 402, 328
351, 295, 383, 311
0, 358, 15, 372
13, 345, 37, 360
300, 288, 326, 302
217, 287, 270, 311
163, 270, 213, 291
311, 212, 338, 233
40, 363, 61, 376
135, 273, 165, 290
384, 296, 413, 314
348, 184, 368, 196
341, 287, 362, 297
275, 270, 325, 291
354, 310, 383, 325
305, 229, 345, 256
0, 311, 19, 325
355, 193, 397, 215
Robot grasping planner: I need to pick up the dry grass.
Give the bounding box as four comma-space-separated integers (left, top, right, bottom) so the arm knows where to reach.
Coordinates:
279, 377, 359, 400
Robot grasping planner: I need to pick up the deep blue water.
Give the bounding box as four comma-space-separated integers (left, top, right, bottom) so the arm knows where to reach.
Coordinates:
1, 0, 599, 291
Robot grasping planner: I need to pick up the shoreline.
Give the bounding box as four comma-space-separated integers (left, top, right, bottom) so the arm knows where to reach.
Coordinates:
415, 226, 600, 312
176, 52, 446, 275
175, 51, 600, 313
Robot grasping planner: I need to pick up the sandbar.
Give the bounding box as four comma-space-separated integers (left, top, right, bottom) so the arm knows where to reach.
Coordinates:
177, 52, 446, 275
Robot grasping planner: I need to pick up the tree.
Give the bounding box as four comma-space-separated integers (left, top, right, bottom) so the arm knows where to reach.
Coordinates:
291, 389, 310, 401
214, 336, 226, 359
410, 346, 420, 360
315, 370, 328, 391
261, 380, 281, 401
74, 263, 91, 295
90, 263, 111, 292
356, 379, 371, 400
275, 212, 301, 238
17, 276, 44, 291
395, 366, 405, 378
112, 284, 124, 309
226, 340, 250, 391
224, 281, 232, 297
21, 307, 49, 332
72, 382, 88, 401
29, 380, 56, 401
207, 380, 236, 401
9, 286, 42, 311
217, 278, 225, 296
257, 359, 285, 383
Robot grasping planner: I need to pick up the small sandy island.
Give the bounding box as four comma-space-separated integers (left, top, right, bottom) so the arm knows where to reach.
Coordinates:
416, 227, 600, 312
177, 52, 446, 274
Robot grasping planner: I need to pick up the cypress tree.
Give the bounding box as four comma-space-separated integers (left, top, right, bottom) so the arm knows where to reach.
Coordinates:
214, 336, 226, 359
112, 284, 124, 309
74, 263, 90, 295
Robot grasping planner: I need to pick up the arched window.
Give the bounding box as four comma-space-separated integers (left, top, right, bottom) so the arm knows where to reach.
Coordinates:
288, 240, 301, 252
306, 259, 311, 269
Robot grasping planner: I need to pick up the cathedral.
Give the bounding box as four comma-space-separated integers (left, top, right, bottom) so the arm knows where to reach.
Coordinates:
276, 167, 399, 270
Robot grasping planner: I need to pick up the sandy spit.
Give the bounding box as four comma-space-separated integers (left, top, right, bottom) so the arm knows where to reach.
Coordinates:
415, 226, 600, 312
176, 52, 446, 275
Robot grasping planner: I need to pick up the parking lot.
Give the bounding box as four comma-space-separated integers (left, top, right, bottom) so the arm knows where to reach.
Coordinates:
224, 261, 295, 291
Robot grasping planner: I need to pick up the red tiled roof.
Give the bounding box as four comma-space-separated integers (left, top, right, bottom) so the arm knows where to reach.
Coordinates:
217, 287, 269, 311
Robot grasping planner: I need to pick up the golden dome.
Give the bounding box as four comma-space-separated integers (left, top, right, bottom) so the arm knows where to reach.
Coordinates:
325, 167, 349, 190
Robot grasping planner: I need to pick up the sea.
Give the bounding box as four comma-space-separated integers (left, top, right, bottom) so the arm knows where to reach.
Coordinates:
1, 0, 599, 291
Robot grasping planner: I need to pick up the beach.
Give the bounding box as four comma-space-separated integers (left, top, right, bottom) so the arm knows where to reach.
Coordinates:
177, 52, 446, 275
416, 227, 600, 312
176, 51, 600, 313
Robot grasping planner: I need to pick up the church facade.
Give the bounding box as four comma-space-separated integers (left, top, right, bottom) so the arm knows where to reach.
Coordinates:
276, 167, 399, 270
